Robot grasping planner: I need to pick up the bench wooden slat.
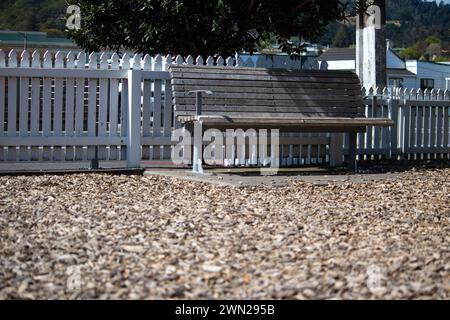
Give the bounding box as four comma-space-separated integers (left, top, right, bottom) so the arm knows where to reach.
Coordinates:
174, 98, 361, 108
175, 105, 362, 113
176, 112, 364, 120
173, 92, 362, 101
170, 65, 358, 77
177, 115, 394, 127
175, 85, 363, 96
173, 78, 361, 89
173, 72, 361, 84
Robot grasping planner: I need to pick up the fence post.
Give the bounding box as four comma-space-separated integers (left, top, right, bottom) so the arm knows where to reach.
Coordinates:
127, 69, 142, 168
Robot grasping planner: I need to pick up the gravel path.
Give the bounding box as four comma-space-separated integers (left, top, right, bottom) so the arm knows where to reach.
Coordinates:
0, 168, 449, 299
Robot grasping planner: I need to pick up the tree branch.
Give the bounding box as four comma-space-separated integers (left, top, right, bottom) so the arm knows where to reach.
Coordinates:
292, 0, 312, 14
247, 0, 256, 15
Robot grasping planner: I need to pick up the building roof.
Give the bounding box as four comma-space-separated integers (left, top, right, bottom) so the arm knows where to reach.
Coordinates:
318, 47, 407, 64
0, 30, 77, 48
318, 48, 355, 61
387, 68, 416, 77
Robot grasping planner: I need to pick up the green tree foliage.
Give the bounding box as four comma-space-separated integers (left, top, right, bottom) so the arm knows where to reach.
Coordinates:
426, 35, 441, 45
316, 0, 450, 49
399, 36, 447, 61
66, 0, 364, 56
2, 0, 450, 57
0, 0, 66, 35
332, 24, 352, 48
384, 0, 450, 49
399, 46, 422, 59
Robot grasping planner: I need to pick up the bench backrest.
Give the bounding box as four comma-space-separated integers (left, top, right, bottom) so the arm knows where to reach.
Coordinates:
170, 65, 364, 118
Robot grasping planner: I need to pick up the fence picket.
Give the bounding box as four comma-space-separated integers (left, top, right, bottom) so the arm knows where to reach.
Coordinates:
19, 50, 30, 161
163, 55, 172, 70
120, 54, 130, 161
97, 52, 109, 160
436, 105, 443, 154
216, 56, 224, 67
65, 52, 75, 160
0, 50, 5, 161
41, 51, 53, 160
87, 53, 98, 160
185, 55, 194, 65
174, 55, 183, 65
108, 53, 120, 160
163, 57, 173, 160
195, 55, 204, 66
29, 51, 41, 160
443, 106, 449, 158
206, 56, 214, 67
52, 51, 64, 161
152, 54, 163, 160
75, 51, 86, 160
141, 54, 152, 160
6, 50, 18, 161
417, 104, 424, 156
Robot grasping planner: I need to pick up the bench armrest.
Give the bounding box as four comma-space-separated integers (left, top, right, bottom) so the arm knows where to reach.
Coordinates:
188, 90, 213, 95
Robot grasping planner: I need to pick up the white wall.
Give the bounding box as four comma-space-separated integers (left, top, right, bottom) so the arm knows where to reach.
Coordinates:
325, 60, 355, 70
406, 60, 450, 90
402, 77, 417, 88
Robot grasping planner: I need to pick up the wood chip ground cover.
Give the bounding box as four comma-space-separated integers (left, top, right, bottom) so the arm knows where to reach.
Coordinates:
0, 168, 449, 299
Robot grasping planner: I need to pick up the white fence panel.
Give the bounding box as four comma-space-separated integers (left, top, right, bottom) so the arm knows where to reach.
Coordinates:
0, 49, 449, 169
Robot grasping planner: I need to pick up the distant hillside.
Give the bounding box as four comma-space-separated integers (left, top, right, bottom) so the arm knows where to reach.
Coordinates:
0, 0, 449, 48
0, 0, 66, 36
316, 0, 450, 49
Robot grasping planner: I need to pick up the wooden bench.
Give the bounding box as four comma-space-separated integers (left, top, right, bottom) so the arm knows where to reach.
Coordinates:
169, 65, 394, 172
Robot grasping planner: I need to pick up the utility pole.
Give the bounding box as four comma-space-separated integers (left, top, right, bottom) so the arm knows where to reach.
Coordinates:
356, 0, 387, 89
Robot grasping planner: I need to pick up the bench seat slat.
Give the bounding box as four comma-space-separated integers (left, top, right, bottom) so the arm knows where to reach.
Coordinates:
175, 85, 363, 96
175, 106, 363, 114
174, 98, 362, 108
178, 115, 394, 126
176, 112, 365, 120
177, 115, 394, 127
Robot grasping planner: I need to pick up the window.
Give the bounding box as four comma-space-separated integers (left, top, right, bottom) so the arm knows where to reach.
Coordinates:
446, 78, 450, 90
420, 78, 434, 91
389, 78, 403, 88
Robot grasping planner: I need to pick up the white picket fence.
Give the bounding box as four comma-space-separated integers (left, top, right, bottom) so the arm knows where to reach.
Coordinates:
0, 49, 449, 169
356, 87, 450, 160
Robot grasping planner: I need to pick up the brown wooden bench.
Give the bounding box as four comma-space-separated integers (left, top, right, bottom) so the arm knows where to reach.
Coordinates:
169, 65, 394, 172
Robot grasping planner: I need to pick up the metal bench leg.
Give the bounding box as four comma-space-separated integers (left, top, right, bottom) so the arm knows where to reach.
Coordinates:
348, 132, 357, 171
192, 122, 203, 174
